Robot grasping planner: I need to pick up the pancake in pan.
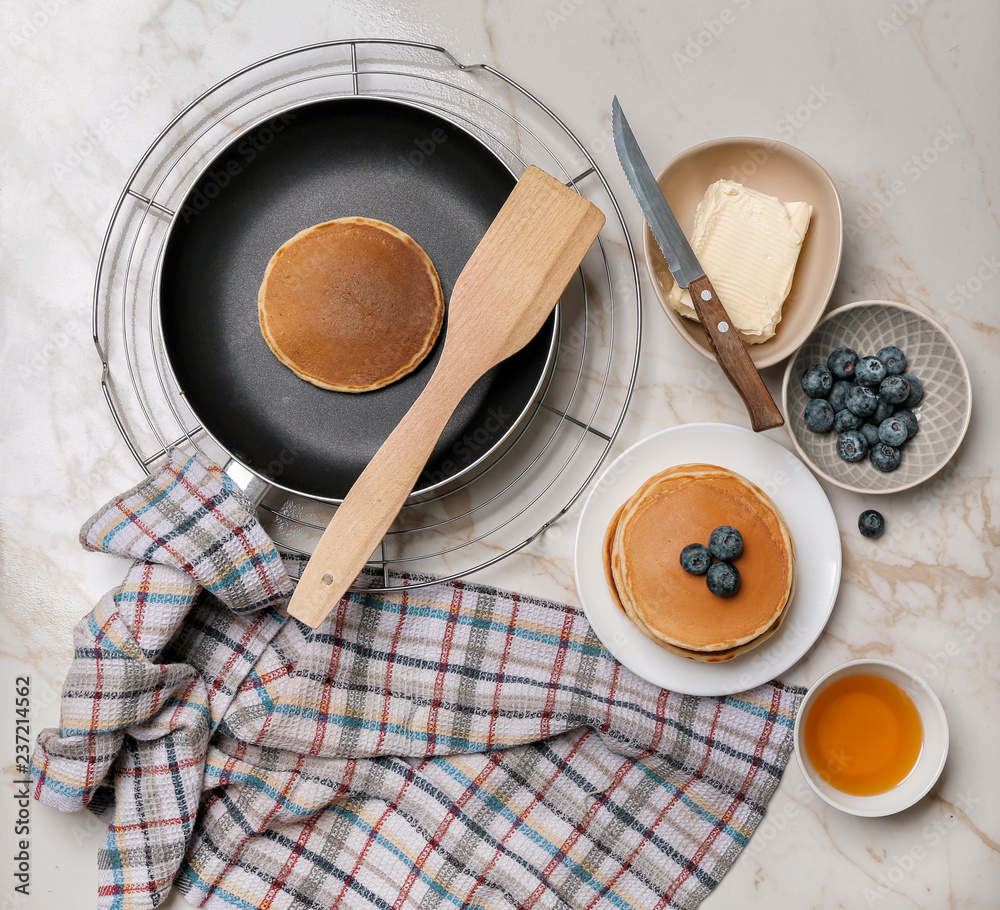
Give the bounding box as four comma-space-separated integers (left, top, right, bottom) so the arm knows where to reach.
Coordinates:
258, 217, 444, 392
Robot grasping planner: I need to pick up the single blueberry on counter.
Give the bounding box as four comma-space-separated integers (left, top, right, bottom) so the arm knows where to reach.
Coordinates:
878, 416, 908, 447
855, 356, 887, 388
708, 525, 744, 561
827, 346, 859, 381
706, 561, 741, 598
829, 380, 852, 412
858, 509, 885, 539
833, 408, 863, 432
836, 429, 869, 462
845, 384, 879, 418
801, 363, 834, 398
900, 373, 923, 408
895, 408, 919, 439
876, 345, 907, 375
804, 399, 835, 433
680, 543, 712, 576
870, 443, 901, 472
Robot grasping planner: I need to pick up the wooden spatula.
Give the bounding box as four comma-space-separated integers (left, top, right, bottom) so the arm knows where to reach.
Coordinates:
287, 165, 606, 629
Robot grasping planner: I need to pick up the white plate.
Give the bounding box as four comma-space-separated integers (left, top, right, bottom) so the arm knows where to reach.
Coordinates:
574, 423, 842, 696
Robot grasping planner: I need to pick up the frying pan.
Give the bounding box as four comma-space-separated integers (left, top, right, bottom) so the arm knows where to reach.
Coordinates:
159, 96, 557, 503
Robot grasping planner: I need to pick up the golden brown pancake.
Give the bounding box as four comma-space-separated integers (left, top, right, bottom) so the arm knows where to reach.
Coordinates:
258, 217, 444, 392
604, 464, 795, 661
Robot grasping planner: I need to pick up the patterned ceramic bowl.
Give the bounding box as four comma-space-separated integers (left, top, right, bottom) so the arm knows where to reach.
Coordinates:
781, 300, 971, 494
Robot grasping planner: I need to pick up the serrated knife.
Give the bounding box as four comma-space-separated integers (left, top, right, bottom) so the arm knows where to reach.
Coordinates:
612, 96, 784, 432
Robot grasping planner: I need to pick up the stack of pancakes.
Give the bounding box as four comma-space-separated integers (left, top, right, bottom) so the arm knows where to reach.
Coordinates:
603, 464, 795, 662
258, 217, 444, 392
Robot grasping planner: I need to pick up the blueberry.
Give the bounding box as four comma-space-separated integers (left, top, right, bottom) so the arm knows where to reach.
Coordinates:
858, 509, 885, 539
706, 561, 740, 597
900, 373, 923, 408
829, 380, 852, 412
680, 543, 712, 576
836, 429, 869, 462
878, 416, 908, 447
871, 397, 895, 425
804, 399, 835, 433
855, 356, 887, 388
876, 345, 907, 375
833, 408, 863, 432
860, 422, 881, 447
845, 384, 879, 418
801, 363, 833, 398
870, 443, 901, 472
708, 525, 743, 561
827, 347, 859, 381
879, 374, 909, 405
895, 408, 919, 439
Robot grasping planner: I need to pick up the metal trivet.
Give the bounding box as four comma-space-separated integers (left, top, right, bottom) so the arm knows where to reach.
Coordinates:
93, 39, 641, 592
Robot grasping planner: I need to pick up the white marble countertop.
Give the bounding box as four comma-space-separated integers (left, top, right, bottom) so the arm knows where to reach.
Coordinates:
2, 1, 998, 907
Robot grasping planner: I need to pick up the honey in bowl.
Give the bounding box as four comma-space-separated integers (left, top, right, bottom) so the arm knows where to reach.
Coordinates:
804, 674, 923, 796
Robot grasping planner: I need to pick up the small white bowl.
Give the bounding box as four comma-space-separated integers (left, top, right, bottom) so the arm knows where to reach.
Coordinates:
793, 659, 949, 817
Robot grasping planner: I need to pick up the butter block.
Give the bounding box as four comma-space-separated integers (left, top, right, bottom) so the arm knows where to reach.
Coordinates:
665, 179, 812, 343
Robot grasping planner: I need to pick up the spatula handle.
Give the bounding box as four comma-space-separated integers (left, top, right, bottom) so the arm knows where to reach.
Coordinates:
287, 366, 473, 629
687, 274, 784, 432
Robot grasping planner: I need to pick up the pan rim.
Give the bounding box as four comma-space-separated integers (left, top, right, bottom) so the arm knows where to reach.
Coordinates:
156, 92, 561, 505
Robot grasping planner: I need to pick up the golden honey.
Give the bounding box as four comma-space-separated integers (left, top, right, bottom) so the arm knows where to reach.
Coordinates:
804, 674, 923, 796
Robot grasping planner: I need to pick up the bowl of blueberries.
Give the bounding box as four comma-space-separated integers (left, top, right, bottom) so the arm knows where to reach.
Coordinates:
781, 300, 971, 493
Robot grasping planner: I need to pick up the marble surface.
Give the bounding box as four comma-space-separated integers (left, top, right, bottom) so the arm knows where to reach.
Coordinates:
2, 1, 998, 907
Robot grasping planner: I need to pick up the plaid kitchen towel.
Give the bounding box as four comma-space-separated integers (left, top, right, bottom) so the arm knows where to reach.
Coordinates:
32, 449, 805, 910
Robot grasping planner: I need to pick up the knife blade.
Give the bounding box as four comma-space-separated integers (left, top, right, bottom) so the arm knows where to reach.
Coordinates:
611, 96, 784, 432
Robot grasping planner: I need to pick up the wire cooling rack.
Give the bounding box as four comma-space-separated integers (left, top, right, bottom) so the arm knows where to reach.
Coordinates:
93, 39, 641, 592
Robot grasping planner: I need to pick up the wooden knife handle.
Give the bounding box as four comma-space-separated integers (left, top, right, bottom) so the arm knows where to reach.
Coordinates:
686, 274, 784, 432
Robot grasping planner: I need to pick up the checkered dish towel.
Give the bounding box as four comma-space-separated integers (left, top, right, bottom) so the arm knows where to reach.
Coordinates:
32, 450, 804, 910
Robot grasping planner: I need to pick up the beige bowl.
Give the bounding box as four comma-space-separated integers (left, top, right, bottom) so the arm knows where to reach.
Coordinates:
781, 300, 972, 494
642, 137, 843, 368
794, 659, 949, 817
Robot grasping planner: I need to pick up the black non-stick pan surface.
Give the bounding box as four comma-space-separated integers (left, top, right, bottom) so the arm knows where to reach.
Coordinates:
160, 97, 555, 502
